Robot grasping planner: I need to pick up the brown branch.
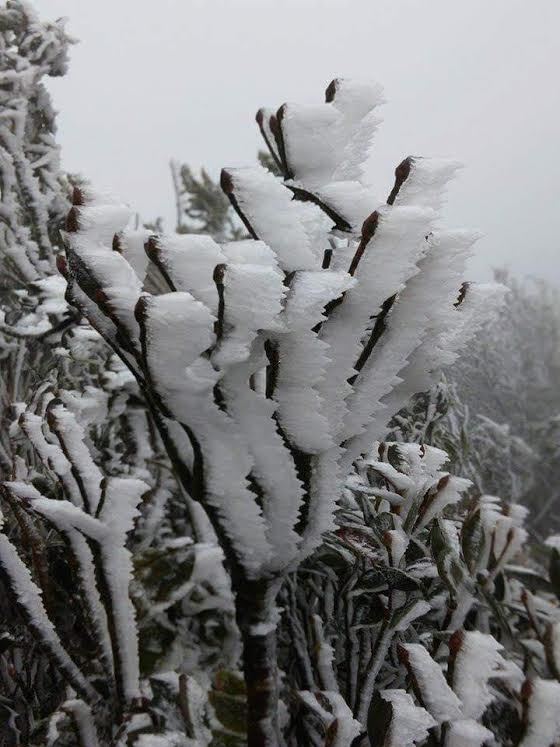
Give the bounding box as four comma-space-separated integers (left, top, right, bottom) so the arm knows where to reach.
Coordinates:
348, 211, 380, 277
256, 109, 284, 175
347, 294, 397, 386
387, 156, 414, 205
220, 169, 259, 240
286, 184, 352, 233
143, 236, 178, 292
269, 105, 293, 180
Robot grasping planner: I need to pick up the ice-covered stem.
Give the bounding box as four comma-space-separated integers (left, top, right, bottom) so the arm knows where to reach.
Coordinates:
62, 699, 100, 747
233, 576, 282, 746
356, 624, 392, 724
0, 530, 98, 704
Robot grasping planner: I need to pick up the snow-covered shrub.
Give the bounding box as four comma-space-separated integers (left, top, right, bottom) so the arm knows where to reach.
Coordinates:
0, 5, 234, 741
2, 5, 532, 742
1, 393, 216, 746
0, 6, 81, 740
281, 441, 560, 745
0, 0, 74, 478
0, 0, 70, 282
452, 271, 560, 535
48, 76, 504, 744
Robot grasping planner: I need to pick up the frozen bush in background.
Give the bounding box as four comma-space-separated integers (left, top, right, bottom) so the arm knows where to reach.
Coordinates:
389, 377, 538, 505
0, 0, 79, 481
453, 272, 560, 535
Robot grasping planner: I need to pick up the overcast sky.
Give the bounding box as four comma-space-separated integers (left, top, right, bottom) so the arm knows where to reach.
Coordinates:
35, 0, 559, 283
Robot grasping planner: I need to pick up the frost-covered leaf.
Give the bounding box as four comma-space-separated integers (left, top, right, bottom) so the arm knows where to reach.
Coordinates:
368, 689, 435, 747
0, 530, 97, 703
449, 630, 505, 720
518, 678, 560, 747
399, 643, 462, 724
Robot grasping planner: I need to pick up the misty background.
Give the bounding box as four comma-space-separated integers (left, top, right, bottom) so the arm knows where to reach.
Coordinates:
35, 0, 559, 283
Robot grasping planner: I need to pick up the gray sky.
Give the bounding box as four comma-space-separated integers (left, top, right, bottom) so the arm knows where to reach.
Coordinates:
36, 0, 560, 283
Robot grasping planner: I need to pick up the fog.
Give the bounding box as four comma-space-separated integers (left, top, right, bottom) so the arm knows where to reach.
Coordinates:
35, 0, 560, 282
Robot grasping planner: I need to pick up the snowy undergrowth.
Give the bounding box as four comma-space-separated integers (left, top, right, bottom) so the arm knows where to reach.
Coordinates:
281, 441, 560, 745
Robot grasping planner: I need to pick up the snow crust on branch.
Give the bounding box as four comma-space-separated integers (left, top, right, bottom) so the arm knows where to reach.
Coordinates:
450, 631, 506, 720
0, 527, 97, 702
31, 477, 147, 702
518, 679, 560, 747
444, 719, 494, 747
379, 689, 436, 746
223, 166, 329, 270
400, 643, 462, 725
298, 689, 362, 746
281, 79, 384, 190
59, 77, 503, 582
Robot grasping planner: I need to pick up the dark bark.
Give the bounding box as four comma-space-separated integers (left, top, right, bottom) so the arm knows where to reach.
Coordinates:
234, 577, 282, 746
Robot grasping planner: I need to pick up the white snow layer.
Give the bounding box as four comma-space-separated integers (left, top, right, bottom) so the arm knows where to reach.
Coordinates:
444, 719, 494, 747
400, 643, 462, 724
518, 679, 560, 747
451, 631, 505, 720
380, 689, 436, 746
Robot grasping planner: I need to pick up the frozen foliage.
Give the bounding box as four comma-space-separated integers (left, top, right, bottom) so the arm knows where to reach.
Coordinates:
0, 394, 212, 745
388, 374, 540, 526
280, 440, 560, 744
398, 643, 462, 724
0, 523, 96, 703
518, 678, 560, 747
1, 14, 546, 742
452, 271, 560, 533
2, 401, 146, 703
450, 630, 507, 719
0, 0, 76, 484
444, 719, 494, 747
376, 689, 435, 746
0, 0, 71, 282
51, 75, 507, 742
298, 689, 362, 746
61, 80, 500, 581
